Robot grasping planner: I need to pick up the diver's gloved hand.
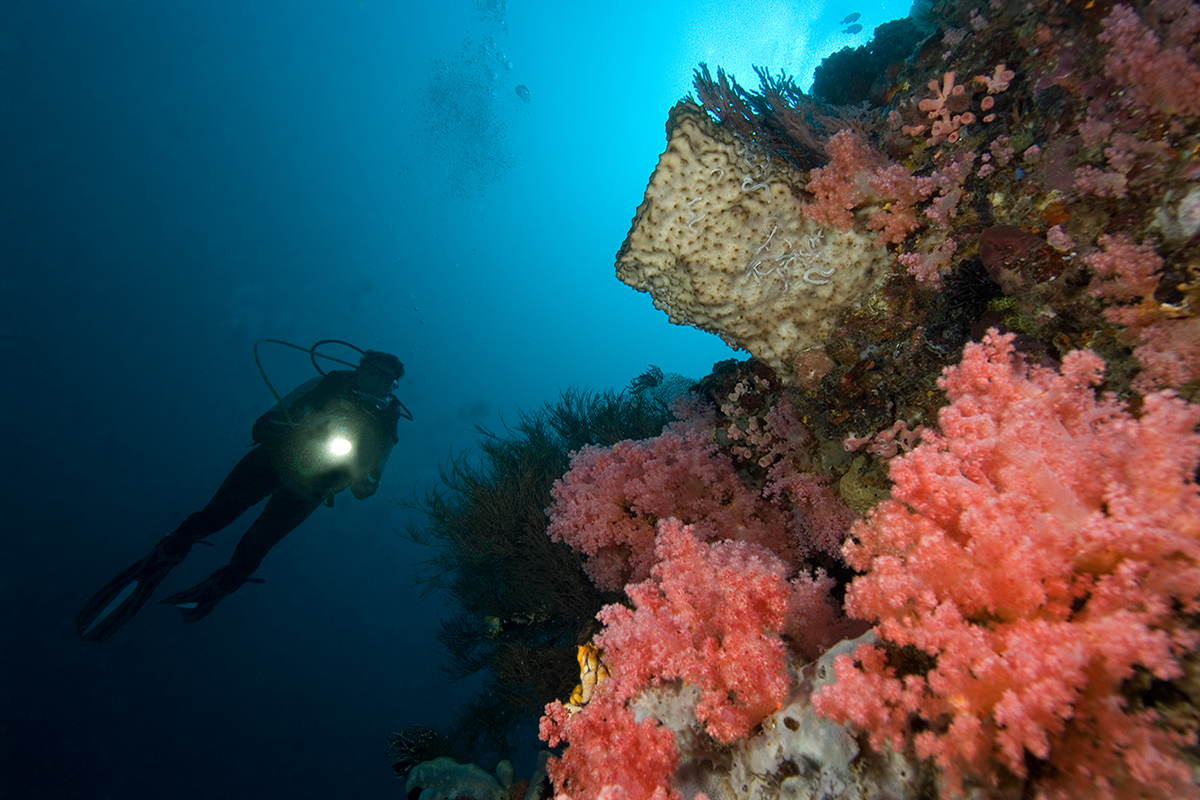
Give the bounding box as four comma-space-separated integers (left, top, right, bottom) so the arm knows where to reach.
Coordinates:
351, 476, 379, 500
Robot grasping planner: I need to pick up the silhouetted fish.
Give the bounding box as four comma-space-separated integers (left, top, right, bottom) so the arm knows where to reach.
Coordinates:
843, 23, 863, 33
840, 12, 861, 24
515, 84, 531, 102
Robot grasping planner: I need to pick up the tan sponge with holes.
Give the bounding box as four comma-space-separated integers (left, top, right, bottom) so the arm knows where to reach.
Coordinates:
616, 102, 891, 384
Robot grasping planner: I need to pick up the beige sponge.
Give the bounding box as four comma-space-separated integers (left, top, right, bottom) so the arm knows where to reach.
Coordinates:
617, 102, 891, 384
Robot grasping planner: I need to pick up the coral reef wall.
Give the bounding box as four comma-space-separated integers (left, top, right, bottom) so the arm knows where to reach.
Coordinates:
530, 0, 1200, 798
410, 0, 1200, 797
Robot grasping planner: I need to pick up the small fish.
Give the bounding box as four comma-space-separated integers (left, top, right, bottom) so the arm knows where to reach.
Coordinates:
843, 23, 863, 33
515, 84, 531, 102
840, 12, 861, 24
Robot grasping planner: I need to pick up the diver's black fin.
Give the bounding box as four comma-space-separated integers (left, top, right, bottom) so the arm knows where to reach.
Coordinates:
76, 543, 187, 642
159, 566, 249, 623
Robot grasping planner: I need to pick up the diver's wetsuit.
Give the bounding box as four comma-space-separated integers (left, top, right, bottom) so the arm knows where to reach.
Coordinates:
77, 369, 402, 639
154, 447, 323, 594
159, 370, 404, 613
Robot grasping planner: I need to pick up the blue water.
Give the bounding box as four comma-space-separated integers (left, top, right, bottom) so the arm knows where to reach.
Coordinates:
2, 0, 903, 797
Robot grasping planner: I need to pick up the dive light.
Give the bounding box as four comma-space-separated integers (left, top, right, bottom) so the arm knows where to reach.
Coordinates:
308, 422, 360, 472
327, 432, 353, 457
285, 416, 366, 492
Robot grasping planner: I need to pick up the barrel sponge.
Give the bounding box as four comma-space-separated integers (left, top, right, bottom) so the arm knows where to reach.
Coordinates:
616, 102, 891, 384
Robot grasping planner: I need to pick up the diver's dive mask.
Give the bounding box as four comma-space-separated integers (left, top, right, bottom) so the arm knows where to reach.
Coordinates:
357, 362, 402, 396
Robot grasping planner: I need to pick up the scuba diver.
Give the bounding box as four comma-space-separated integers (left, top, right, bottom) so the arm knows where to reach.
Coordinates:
77, 340, 412, 642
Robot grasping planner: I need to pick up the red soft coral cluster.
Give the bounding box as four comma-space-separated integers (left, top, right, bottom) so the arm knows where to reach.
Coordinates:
813, 330, 1200, 799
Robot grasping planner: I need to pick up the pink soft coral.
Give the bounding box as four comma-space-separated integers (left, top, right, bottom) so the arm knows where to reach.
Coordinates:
546, 403, 855, 593
547, 403, 860, 660
813, 330, 1200, 800
541, 519, 795, 799
546, 422, 795, 592
596, 519, 793, 743
1087, 233, 1200, 392
802, 130, 935, 247
540, 690, 677, 800
1099, 2, 1200, 118
802, 130, 888, 231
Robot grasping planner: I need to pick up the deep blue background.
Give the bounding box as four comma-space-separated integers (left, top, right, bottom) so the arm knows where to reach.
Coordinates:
1, 1, 904, 797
